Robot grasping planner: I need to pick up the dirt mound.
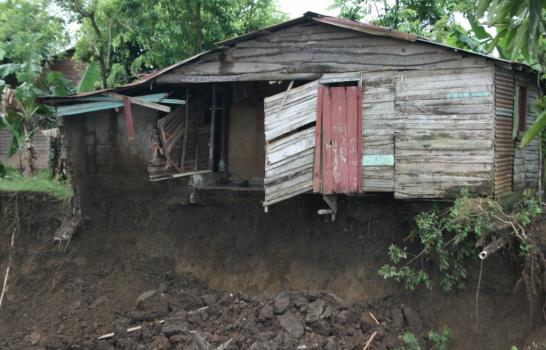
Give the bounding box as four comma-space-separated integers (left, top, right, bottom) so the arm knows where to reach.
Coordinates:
40, 280, 429, 350
0, 190, 545, 349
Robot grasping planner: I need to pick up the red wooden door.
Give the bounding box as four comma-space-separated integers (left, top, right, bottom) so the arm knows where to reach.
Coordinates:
313, 85, 362, 194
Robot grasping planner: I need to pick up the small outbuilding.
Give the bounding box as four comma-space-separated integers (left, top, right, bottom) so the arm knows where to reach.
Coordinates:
42, 12, 542, 214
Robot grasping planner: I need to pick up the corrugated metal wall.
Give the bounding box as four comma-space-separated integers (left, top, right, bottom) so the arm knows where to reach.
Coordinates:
493, 66, 515, 197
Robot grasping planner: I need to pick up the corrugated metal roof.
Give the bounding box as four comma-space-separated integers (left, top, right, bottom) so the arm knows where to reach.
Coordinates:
41, 11, 536, 105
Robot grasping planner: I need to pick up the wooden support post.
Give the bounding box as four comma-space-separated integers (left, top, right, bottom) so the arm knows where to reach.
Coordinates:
219, 85, 227, 172
208, 83, 217, 170
318, 194, 338, 222
193, 94, 200, 171
180, 86, 190, 171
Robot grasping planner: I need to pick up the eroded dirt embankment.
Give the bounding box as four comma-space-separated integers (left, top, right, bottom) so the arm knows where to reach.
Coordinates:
0, 190, 544, 349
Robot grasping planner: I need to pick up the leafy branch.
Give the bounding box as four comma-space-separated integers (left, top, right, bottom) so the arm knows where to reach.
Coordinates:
379, 189, 543, 292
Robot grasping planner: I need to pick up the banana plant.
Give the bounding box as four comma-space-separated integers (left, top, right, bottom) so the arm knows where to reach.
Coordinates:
1, 57, 99, 176
77, 61, 99, 93
1, 82, 43, 176
1, 55, 51, 176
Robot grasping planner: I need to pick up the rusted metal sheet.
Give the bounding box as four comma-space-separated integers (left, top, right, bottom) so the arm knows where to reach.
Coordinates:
314, 85, 362, 194
493, 66, 515, 197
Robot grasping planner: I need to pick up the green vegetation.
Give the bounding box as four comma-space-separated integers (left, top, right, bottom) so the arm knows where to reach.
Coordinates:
54, 0, 287, 88
428, 328, 451, 350
0, 167, 72, 199
395, 328, 451, 350
379, 190, 543, 291
396, 331, 422, 350
0, 0, 71, 176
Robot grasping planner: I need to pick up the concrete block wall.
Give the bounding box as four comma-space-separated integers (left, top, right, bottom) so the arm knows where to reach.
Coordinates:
63, 106, 161, 193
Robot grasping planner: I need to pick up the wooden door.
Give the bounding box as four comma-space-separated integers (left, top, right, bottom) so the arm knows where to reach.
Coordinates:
313, 84, 362, 194
263, 81, 318, 207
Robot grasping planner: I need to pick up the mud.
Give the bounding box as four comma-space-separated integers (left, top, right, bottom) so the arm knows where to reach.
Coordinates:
0, 190, 544, 349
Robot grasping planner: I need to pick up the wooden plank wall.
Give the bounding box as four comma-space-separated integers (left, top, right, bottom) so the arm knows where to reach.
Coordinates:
362, 71, 396, 192
263, 81, 318, 206
158, 23, 488, 83
493, 66, 515, 197
155, 21, 539, 200
513, 72, 541, 191
392, 65, 495, 199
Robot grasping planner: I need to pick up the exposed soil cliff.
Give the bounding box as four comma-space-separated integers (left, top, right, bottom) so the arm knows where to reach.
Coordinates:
0, 190, 544, 349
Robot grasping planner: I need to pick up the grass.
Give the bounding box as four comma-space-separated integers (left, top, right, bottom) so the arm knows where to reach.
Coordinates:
0, 166, 73, 199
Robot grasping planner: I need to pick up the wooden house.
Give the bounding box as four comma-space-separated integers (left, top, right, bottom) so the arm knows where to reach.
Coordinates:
41, 12, 542, 214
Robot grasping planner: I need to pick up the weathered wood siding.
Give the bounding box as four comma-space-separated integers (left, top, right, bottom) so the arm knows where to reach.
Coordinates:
493, 66, 515, 197
158, 23, 488, 83
155, 20, 537, 201
513, 72, 541, 191
361, 71, 396, 192
392, 65, 495, 198
263, 81, 318, 206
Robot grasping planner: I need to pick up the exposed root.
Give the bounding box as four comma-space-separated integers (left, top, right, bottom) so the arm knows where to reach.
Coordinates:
521, 227, 546, 320
475, 259, 484, 330
0, 193, 21, 311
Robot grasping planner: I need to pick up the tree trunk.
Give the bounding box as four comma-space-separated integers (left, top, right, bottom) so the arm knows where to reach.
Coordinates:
195, 0, 202, 51
393, 0, 400, 29
89, 17, 109, 88
22, 125, 35, 177
97, 48, 109, 88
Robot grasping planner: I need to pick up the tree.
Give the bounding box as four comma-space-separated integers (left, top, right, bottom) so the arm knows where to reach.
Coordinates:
476, 0, 546, 148
54, 0, 112, 88
330, 0, 471, 38
477, 0, 546, 62
0, 0, 68, 65
0, 0, 69, 176
56, 0, 287, 87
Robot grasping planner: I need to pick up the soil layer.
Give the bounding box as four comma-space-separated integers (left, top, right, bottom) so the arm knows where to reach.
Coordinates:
0, 190, 544, 349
